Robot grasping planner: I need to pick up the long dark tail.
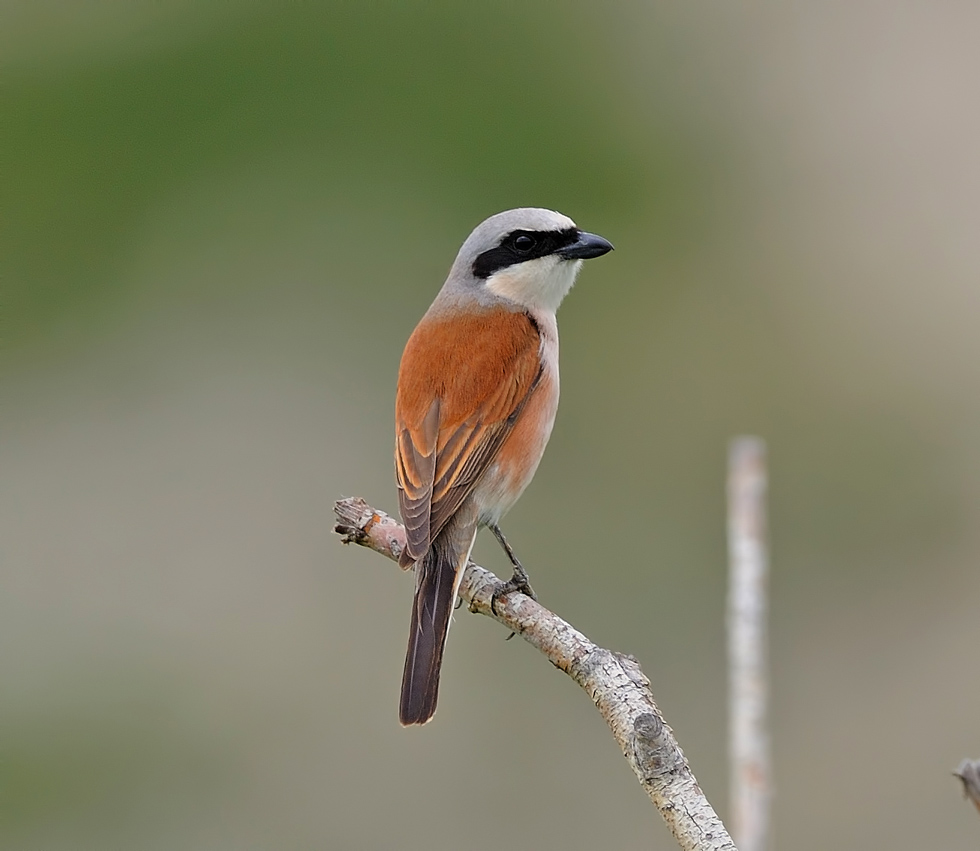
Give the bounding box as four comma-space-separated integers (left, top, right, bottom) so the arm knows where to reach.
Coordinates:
399, 534, 466, 726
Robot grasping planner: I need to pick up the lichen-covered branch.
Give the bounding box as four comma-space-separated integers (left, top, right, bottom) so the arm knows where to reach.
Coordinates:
335, 496, 737, 851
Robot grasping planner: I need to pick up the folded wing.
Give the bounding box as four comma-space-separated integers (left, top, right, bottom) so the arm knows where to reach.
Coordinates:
395, 309, 543, 566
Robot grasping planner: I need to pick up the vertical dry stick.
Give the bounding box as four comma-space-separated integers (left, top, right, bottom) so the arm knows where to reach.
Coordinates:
727, 438, 772, 851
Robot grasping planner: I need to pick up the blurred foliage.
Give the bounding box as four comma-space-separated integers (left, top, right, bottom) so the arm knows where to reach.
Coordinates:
2, 1, 711, 360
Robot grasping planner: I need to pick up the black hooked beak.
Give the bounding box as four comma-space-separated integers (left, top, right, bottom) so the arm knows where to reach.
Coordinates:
558, 230, 614, 261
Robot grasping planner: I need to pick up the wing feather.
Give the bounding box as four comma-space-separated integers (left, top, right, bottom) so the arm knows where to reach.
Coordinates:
395, 309, 542, 565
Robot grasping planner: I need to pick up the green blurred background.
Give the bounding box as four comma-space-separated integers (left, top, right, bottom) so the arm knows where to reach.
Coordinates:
3, 1, 979, 848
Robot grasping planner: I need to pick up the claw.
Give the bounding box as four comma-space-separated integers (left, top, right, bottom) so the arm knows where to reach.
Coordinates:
490, 565, 537, 615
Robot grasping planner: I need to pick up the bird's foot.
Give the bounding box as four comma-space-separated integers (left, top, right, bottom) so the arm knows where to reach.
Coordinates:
490, 564, 537, 616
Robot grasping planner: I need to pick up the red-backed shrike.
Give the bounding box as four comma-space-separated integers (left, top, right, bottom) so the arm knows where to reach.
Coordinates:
395, 208, 613, 725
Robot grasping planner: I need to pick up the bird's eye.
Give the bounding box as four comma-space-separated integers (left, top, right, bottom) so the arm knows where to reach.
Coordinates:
513, 234, 536, 253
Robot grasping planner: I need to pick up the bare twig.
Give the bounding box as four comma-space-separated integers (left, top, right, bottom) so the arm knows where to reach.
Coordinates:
335, 496, 737, 851
727, 439, 772, 851
954, 759, 980, 815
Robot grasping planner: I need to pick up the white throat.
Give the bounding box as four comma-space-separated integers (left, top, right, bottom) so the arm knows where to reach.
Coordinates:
484, 256, 583, 313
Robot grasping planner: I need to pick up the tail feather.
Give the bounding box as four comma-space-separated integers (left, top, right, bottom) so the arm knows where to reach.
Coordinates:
399, 536, 467, 726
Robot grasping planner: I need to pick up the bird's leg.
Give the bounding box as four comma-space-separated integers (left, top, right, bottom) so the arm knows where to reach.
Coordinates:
488, 523, 537, 615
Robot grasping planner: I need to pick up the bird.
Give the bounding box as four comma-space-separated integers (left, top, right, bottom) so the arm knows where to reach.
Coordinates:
395, 207, 613, 726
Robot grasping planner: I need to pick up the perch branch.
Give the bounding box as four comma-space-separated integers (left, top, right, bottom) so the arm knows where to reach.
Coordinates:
727, 438, 772, 851
335, 496, 737, 851
954, 759, 980, 816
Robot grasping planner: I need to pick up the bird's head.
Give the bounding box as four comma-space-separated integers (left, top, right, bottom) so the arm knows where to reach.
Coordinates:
449, 208, 613, 313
